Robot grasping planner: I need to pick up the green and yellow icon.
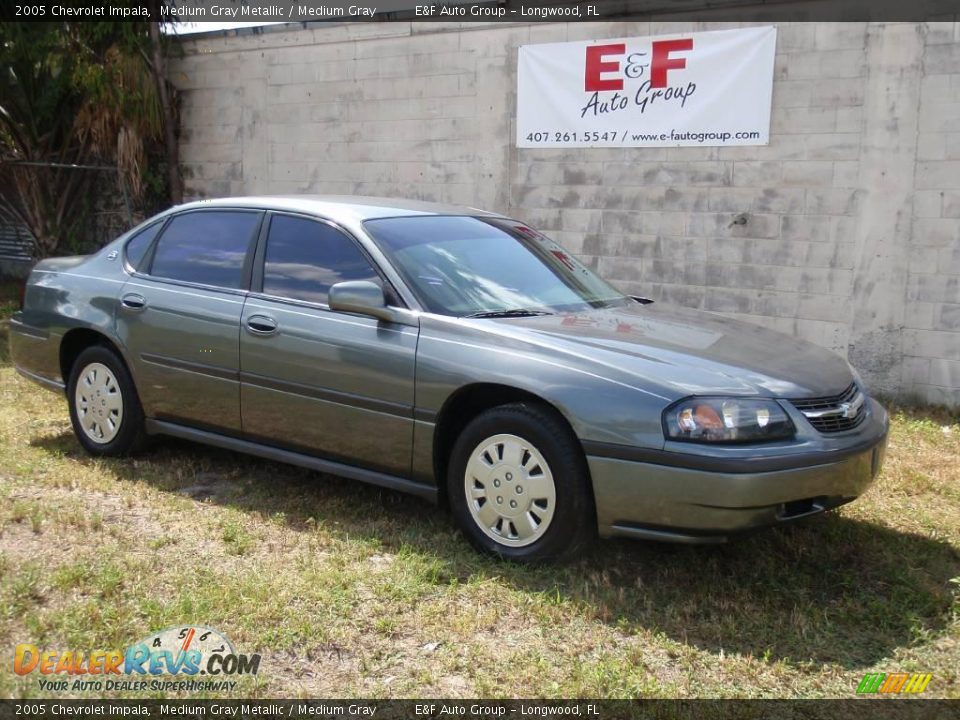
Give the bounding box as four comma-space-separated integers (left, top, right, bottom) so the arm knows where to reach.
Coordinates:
856, 672, 932, 695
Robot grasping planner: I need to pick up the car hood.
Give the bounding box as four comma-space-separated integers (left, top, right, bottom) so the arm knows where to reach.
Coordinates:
471, 301, 854, 399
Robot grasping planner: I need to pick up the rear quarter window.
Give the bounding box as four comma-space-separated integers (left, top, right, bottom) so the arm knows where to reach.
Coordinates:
123, 221, 164, 271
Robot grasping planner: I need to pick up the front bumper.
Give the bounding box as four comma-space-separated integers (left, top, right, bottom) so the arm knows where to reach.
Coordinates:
587, 402, 889, 543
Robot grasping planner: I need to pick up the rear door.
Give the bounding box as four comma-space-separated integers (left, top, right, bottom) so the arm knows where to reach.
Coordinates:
116, 209, 263, 434
239, 212, 418, 476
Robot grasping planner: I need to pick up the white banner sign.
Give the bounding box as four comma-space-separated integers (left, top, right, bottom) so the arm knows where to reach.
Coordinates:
517, 26, 777, 148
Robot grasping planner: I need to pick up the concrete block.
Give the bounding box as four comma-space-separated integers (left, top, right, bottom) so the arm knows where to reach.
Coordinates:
797, 293, 848, 322
835, 107, 864, 133
616, 234, 659, 259
939, 304, 960, 331
907, 273, 960, 303
924, 43, 960, 75
771, 80, 814, 109
777, 51, 821, 80
782, 161, 835, 186
706, 263, 800, 292
688, 212, 780, 239
514, 162, 604, 186
919, 102, 960, 134
909, 247, 942, 274
771, 105, 837, 134
732, 162, 782, 187
912, 218, 960, 247
943, 192, 960, 218
804, 133, 861, 161
598, 255, 643, 282
657, 284, 706, 309
944, 133, 960, 160
778, 24, 817, 51
643, 259, 706, 286
831, 215, 860, 244
908, 384, 960, 408
831, 161, 859, 188
705, 287, 755, 314
900, 356, 932, 385
904, 301, 938, 330
805, 188, 863, 215
782, 215, 833, 242
706, 237, 749, 265
707, 188, 757, 213
797, 267, 854, 296
560, 209, 604, 234
605, 162, 732, 187
920, 73, 955, 105
655, 188, 711, 213
810, 79, 866, 108
924, 21, 958, 45
815, 23, 868, 50
818, 49, 867, 78
917, 133, 948, 161
664, 146, 722, 162
904, 328, 960, 361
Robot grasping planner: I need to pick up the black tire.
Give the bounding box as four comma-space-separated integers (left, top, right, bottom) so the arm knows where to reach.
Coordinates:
447, 402, 595, 563
67, 345, 148, 457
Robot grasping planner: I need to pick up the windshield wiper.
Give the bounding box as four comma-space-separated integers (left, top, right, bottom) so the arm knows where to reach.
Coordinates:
464, 309, 555, 319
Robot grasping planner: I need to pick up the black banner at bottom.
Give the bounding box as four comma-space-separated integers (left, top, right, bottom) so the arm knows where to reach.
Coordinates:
0, 700, 957, 720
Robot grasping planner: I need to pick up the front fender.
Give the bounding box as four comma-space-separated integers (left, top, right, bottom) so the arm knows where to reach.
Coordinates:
415, 316, 672, 451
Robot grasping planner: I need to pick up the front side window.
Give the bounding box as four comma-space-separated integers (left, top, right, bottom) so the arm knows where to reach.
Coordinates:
261, 215, 379, 305
363, 215, 627, 316
149, 211, 260, 289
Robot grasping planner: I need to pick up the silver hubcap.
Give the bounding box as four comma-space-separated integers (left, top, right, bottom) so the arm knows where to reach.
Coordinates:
464, 433, 556, 548
74, 362, 123, 444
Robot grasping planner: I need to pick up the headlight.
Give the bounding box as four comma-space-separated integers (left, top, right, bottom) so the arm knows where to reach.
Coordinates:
663, 397, 795, 443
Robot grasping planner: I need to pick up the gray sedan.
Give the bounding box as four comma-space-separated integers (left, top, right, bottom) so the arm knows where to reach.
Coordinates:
9, 196, 888, 561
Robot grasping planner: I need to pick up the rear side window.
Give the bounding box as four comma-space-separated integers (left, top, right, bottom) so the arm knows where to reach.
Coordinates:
149, 211, 260, 289
124, 221, 164, 271
261, 215, 379, 305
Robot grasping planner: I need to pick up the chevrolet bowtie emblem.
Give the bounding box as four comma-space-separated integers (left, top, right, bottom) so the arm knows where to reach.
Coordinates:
840, 393, 864, 419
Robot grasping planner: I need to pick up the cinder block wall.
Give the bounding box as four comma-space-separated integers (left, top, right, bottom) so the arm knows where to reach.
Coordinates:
171, 21, 960, 407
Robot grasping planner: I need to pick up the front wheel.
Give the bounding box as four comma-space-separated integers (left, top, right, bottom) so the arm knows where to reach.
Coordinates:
67, 345, 148, 457
447, 403, 595, 562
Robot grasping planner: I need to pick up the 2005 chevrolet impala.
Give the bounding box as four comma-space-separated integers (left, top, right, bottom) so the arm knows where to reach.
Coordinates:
9, 196, 888, 561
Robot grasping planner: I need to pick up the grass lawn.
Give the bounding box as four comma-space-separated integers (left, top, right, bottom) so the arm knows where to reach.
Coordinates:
0, 297, 957, 699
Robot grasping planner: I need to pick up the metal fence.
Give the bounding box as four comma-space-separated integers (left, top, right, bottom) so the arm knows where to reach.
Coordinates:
0, 161, 134, 271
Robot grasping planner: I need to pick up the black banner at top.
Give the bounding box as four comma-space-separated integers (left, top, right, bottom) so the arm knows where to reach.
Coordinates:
2, 0, 959, 23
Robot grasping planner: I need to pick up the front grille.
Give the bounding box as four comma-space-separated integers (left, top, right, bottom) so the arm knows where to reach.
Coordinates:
790, 383, 867, 433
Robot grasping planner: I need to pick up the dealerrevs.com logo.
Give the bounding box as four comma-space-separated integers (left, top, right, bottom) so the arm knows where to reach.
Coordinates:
14, 626, 260, 693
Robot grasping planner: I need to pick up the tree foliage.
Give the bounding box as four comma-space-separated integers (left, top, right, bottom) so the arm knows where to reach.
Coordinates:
0, 20, 175, 258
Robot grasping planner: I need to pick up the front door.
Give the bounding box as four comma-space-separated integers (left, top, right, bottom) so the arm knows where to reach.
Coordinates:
239, 213, 418, 476
116, 209, 263, 434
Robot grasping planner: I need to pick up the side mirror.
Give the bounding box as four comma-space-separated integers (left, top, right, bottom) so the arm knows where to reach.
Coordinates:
328, 280, 395, 322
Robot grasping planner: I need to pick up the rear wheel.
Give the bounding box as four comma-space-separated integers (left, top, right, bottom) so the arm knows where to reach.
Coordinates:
448, 403, 595, 562
67, 345, 147, 457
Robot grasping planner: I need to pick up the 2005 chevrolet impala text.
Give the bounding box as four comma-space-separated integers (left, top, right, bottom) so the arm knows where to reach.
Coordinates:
9, 196, 888, 561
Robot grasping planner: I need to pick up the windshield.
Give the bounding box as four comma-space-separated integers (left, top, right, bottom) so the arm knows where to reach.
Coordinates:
363, 215, 628, 317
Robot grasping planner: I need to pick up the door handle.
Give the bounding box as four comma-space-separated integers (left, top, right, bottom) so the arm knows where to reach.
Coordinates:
120, 293, 146, 311
246, 315, 278, 336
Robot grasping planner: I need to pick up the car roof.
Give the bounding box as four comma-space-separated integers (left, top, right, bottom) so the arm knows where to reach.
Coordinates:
171, 195, 506, 223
